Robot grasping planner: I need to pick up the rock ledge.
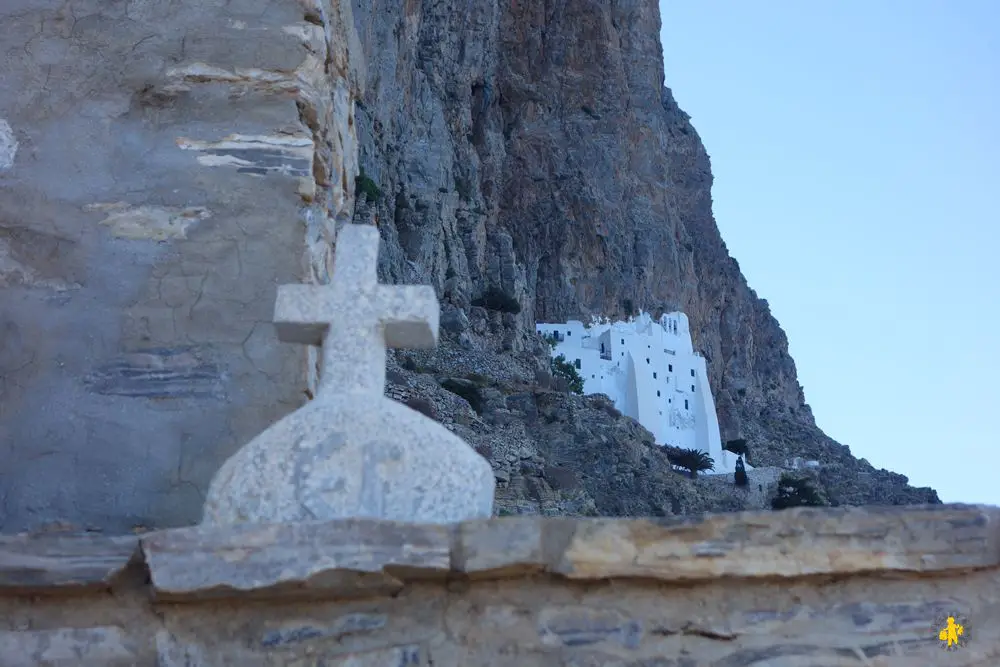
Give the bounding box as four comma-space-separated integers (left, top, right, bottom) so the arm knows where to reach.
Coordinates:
1, 504, 997, 601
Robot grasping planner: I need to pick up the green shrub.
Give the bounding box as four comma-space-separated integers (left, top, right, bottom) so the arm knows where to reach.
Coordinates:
666, 447, 715, 478
440, 378, 485, 414
771, 474, 826, 510
355, 169, 381, 203
551, 354, 584, 394
542, 333, 559, 349
472, 287, 521, 314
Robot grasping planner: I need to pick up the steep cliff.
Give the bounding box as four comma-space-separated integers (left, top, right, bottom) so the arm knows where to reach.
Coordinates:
351, 0, 938, 510
0, 0, 935, 535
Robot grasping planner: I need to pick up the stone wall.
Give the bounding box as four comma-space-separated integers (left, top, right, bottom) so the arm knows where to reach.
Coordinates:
2, 505, 998, 665
709, 466, 785, 508
0, 0, 362, 533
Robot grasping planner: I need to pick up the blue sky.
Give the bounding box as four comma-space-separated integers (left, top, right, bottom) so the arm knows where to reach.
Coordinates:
659, 0, 999, 505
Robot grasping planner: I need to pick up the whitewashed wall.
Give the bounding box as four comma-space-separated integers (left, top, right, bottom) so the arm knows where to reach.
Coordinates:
538, 312, 743, 474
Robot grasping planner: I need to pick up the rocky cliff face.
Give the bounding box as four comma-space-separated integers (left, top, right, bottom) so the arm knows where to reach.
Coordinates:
351, 0, 939, 510
0, 0, 935, 535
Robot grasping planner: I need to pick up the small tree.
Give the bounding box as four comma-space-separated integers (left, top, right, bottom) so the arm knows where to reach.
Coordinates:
667, 447, 715, 479
771, 473, 825, 510
551, 354, 584, 394
734, 455, 749, 487
354, 169, 381, 203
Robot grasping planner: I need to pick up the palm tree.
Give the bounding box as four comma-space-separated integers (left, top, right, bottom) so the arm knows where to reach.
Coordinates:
667, 447, 715, 479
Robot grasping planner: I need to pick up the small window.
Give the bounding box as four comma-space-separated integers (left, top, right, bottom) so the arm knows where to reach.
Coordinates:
574, 359, 581, 369
684, 399, 689, 409
656, 390, 661, 397
691, 385, 695, 392
668, 398, 672, 403
554, 330, 560, 337
591, 374, 595, 379
621, 352, 624, 357
690, 369, 695, 377
620, 338, 624, 344
668, 364, 673, 372
653, 372, 657, 379
646, 358, 650, 364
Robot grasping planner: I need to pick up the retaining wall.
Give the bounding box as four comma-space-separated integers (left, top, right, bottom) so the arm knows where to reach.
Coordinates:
2, 504, 999, 665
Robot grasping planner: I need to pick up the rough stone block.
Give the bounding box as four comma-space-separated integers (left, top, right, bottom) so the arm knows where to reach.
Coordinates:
259, 613, 388, 648
0, 627, 137, 667
451, 516, 575, 578
300, 644, 423, 667
83, 347, 226, 399
552, 504, 1000, 581
141, 519, 451, 601
0, 533, 138, 594
538, 606, 643, 649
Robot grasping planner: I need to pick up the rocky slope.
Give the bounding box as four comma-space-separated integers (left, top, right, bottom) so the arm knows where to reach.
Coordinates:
351, 0, 939, 512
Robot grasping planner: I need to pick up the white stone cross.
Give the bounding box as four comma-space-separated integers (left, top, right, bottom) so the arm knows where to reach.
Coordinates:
273, 223, 438, 395
200, 223, 495, 526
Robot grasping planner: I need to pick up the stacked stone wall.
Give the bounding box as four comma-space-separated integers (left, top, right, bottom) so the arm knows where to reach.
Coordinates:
2, 505, 998, 665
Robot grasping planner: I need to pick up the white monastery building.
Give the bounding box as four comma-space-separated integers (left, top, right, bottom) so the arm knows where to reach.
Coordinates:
537, 311, 749, 475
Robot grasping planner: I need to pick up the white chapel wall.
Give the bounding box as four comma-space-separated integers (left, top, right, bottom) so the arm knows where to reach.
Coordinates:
537, 312, 745, 475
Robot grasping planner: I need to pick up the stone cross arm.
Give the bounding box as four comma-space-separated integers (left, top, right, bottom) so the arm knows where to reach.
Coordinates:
377, 285, 439, 349
273, 283, 439, 348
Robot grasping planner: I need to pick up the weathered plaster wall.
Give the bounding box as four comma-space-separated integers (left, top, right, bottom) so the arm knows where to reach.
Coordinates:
1, 506, 999, 665
0, 0, 363, 533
